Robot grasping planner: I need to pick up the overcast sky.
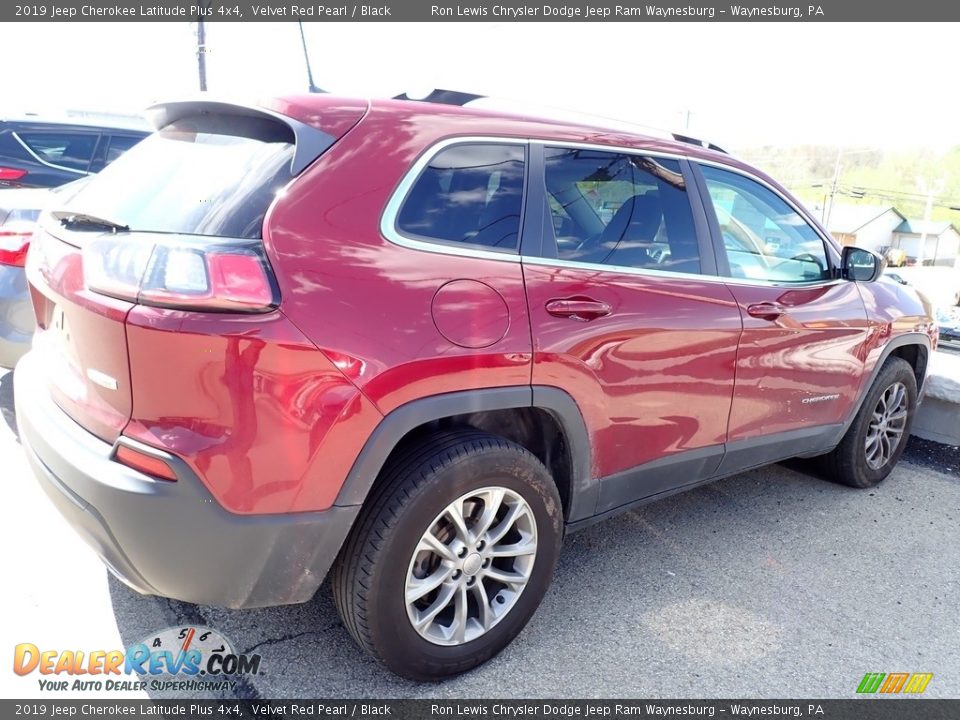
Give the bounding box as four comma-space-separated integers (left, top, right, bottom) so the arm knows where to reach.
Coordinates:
2, 22, 956, 150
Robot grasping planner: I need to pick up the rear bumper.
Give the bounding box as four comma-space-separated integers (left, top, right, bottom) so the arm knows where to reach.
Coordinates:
15, 351, 360, 609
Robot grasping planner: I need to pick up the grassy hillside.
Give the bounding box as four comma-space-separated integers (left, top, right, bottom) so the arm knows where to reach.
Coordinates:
734, 145, 960, 224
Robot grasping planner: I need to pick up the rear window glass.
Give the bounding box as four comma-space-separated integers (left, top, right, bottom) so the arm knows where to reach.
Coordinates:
61, 114, 294, 239
17, 132, 98, 172
397, 143, 526, 251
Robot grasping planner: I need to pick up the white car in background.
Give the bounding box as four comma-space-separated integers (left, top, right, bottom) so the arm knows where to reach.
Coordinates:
884, 265, 960, 308
882, 265, 960, 352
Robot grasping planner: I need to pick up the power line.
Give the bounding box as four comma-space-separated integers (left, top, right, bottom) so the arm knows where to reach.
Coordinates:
794, 183, 960, 210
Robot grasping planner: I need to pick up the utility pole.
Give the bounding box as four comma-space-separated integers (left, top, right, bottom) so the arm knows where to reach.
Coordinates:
823, 147, 878, 226
196, 20, 208, 92
916, 178, 944, 266
824, 146, 843, 227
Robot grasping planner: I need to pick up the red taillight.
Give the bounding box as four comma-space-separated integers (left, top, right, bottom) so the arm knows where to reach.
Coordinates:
206, 253, 275, 308
114, 444, 178, 482
0, 167, 28, 182
0, 226, 33, 267
83, 236, 277, 312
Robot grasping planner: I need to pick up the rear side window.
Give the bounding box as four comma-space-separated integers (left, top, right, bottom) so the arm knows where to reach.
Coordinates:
104, 134, 142, 164
60, 114, 294, 239
5, 208, 41, 224
544, 147, 700, 273
700, 165, 830, 283
397, 143, 525, 251
17, 132, 98, 172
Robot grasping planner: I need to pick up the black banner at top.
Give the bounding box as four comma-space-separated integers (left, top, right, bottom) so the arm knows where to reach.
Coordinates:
1, 700, 959, 720
4, 0, 960, 22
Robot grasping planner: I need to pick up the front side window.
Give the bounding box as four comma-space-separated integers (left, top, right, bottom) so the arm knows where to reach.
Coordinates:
700, 165, 830, 283
397, 143, 525, 251
543, 148, 700, 273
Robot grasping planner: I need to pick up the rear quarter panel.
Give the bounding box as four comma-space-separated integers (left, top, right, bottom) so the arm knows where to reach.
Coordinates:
122, 308, 382, 514
262, 107, 549, 415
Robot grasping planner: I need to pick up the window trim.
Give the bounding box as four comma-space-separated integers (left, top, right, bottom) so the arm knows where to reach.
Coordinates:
380, 135, 842, 289
690, 160, 842, 288
380, 137, 529, 263
12, 130, 100, 175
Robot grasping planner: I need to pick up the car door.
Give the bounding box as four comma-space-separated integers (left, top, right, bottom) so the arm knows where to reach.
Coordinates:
521, 144, 743, 516
692, 162, 869, 472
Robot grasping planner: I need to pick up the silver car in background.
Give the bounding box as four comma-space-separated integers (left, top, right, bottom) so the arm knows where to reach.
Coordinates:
0, 115, 148, 369
0, 187, 50, 368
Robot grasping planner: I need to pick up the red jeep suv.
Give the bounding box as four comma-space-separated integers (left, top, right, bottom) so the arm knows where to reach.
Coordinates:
16, 95, 937, 680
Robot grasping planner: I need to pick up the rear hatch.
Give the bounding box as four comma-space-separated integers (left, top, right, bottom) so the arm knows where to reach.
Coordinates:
26, 99, 366, 442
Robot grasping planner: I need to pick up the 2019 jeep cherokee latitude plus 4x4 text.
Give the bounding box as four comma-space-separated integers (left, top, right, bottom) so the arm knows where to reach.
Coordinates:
16, 95, 937, 680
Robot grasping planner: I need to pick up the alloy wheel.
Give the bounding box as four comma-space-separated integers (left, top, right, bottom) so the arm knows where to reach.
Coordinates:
864, 381, 908, 470
404, 486, 537, 646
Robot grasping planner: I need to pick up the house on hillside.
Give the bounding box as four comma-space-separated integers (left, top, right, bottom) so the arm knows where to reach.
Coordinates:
824, 205, 905, 251
891, 219, 960, 267
824, 204, 959, 266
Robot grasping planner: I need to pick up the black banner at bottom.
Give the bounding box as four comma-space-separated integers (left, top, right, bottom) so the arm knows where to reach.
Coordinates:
2, 700, 956, 720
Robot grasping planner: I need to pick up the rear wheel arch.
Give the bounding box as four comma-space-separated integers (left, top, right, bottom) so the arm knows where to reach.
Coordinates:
334, 386, 594, 522
887, 341, 929, 392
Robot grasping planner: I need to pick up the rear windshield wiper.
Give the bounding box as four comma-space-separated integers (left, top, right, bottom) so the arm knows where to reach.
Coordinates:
52, 210, 130, 233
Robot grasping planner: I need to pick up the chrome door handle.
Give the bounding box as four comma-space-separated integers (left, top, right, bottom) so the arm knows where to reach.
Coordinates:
746, 302, 785, 320
545, 298, 612, 321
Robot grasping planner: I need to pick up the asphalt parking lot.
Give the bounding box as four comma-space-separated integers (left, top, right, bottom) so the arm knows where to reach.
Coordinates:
2, 365, 959, 700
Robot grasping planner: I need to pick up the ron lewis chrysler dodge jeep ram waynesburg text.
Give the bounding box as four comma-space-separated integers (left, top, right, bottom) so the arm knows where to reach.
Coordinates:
16, 94, 937, 680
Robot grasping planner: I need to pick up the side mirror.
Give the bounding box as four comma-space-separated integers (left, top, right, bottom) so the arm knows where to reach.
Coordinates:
841, 246, 885, 283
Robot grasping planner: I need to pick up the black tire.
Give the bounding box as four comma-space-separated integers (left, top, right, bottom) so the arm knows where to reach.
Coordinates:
818, 357, 917, 488
332, 429, 563, 681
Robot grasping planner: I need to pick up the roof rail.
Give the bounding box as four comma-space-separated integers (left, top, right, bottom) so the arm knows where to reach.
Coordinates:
393, 89, 485, 106
671, 132, 727, 154
392, 88, 728, 154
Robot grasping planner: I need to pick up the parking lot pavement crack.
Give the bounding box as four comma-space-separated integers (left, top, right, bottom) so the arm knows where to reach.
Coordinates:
229, 673, 263, 701
162, 598, 208, 628
240, 623, 341, 656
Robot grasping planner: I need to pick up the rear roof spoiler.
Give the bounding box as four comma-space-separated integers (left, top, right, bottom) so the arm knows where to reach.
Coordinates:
145, 100, 337, 175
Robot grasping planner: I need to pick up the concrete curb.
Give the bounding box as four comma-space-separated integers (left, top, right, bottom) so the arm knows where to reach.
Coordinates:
913, 352, 960, 447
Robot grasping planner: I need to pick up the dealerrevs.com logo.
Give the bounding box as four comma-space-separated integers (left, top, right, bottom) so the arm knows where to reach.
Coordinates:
13, 626, 262, 693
